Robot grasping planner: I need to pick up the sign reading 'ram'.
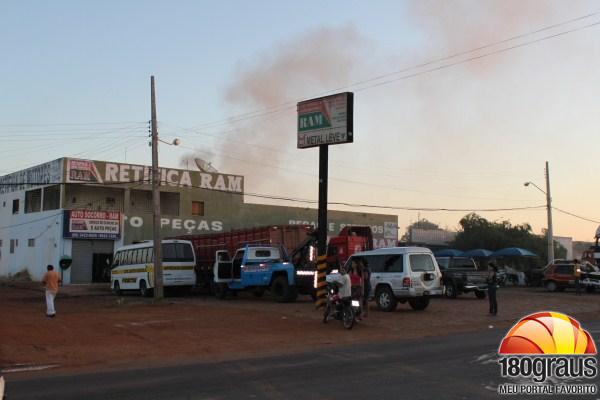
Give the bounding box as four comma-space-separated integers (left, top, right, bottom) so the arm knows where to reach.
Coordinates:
297, 92, 353, 149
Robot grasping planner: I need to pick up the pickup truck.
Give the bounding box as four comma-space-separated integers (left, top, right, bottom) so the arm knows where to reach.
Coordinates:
213, 245, 298, 302
435, 256, 488, 299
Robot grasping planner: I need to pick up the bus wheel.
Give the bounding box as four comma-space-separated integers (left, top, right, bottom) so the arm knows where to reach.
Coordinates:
140, 280, 151, 297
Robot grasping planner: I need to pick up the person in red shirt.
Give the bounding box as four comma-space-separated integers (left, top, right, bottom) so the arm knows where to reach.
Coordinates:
349, 261, 363, 320
42, 264, 61, 317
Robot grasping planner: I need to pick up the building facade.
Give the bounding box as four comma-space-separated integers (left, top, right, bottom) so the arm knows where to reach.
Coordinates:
0, 158, 398, 283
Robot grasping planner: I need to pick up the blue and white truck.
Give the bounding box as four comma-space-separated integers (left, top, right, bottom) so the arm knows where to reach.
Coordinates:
213, 245, 299, 302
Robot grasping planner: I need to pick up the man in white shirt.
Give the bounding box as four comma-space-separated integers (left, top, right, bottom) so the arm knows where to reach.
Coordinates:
336, 265, 352, 299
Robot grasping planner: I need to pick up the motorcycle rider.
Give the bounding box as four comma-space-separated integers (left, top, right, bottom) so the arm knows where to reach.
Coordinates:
337, 264, 352, 300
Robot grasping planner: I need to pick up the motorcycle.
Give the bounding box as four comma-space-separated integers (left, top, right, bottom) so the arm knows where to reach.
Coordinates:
322, 281, 360, 330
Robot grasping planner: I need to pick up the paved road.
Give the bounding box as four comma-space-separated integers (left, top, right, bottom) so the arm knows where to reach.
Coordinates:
6, 321, 600, 400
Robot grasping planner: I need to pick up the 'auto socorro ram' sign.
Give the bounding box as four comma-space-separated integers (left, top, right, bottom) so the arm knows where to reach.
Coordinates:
63, 210, 121, 239
297, 92, 353, 149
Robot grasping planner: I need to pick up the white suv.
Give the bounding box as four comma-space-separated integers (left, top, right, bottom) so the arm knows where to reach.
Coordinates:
346, 247, 443, 312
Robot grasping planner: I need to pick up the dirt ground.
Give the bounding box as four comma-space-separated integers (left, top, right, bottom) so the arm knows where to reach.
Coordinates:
1, 284, 599, 375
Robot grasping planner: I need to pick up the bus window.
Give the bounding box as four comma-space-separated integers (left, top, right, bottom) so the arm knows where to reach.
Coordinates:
162, 243, 177, 262
176, 243, 194, 262
125, 250, 133, 265
112, 252, 122, 268
140, 248, 147, 264
147, 247, 153, 263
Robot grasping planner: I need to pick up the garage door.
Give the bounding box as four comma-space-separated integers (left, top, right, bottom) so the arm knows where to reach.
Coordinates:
71, 240, 115, 283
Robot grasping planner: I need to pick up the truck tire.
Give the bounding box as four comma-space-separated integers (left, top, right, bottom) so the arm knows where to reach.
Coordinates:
475, 290, 486, 299
214, 282, 228, 299
445, 283, 458, 299
375, 286, 397, 312
271, 276, 295, 303
545, 281, 557, 292
408, 297, 429, 311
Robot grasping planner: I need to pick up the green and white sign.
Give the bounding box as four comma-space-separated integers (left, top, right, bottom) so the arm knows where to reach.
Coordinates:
297, 92, 353, 149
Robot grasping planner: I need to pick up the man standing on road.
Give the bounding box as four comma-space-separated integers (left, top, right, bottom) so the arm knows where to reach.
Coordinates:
42, 264, 61, 317
487, 263, 498, 316
574, 259, 582, 296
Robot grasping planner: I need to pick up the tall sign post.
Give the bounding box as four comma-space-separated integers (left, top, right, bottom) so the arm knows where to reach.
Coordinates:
297, 92, 354, 308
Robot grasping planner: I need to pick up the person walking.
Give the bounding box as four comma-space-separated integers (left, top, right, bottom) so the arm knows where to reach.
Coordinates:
487, 262, 498, 316
359, 259, 371, 318
574, 259, 582, 296
349, 260, 363, 320
42, 264, 61, 317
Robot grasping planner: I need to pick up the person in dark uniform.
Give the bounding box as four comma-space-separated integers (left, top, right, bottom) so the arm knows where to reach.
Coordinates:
574, 259, 582, 296
487, 262, 498, 315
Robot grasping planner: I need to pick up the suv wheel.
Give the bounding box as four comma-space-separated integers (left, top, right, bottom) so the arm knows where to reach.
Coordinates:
474, 290, 486, 299
408, 297, 429, 311
545, 281, 557, 292
445, 283, 458, 299
375, 286, 397, 312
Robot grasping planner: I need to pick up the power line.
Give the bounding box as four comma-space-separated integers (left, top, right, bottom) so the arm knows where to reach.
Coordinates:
187, 12, 600, 130
0, 212, 62, 230
553, 207, 600, 224
354, 20, 600, 92
173, 142, 534, 203
0, 121, 146, 127
0, 179, 546, 213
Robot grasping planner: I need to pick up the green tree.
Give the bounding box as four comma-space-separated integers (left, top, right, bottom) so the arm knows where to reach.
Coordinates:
451, 213, 566, 263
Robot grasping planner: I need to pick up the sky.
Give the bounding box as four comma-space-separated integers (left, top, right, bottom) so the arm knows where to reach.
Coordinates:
1, 0, 599, 241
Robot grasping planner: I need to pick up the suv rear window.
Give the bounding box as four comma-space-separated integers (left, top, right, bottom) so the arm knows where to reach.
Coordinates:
409, 254, 436, 272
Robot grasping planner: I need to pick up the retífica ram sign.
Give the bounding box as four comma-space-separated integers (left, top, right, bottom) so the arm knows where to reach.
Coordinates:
65, 158, 244, 193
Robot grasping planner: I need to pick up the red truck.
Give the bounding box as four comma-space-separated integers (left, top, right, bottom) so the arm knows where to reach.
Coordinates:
326, 226, 373, 269
173, 224, 373, 297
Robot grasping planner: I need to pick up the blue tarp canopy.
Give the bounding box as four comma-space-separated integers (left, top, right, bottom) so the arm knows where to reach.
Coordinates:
491, 247, 537, 257
434, 249, 464, 257
463, 249, 494, 258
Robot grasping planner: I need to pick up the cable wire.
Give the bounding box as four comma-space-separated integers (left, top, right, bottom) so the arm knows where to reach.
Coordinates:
553, 207, 600, 224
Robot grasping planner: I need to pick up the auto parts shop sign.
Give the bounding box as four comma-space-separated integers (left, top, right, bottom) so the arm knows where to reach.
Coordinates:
63, 210, 121, 239
297, 92, 353, 149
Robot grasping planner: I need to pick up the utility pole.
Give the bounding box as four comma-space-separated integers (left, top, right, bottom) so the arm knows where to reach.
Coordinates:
545, 161, 554, 265
151, 76, 163, 299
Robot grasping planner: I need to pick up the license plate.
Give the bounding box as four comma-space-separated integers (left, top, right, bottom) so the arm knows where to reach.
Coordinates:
351, 300, 360, 307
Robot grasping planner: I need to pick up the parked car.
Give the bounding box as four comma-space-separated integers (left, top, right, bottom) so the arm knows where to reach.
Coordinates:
542, 262, 600, 292
435, 256, 488, 299
336, 247, 444, 312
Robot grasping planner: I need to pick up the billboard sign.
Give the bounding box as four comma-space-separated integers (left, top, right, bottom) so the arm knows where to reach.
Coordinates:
65, 158, 244, 193
297, 92, 353, 149
63, 209, 121, 239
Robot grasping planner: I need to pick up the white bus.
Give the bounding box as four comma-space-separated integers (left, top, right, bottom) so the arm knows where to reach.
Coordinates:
110, 240, 196, 296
